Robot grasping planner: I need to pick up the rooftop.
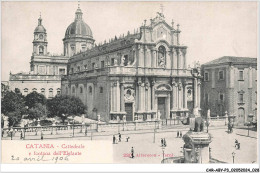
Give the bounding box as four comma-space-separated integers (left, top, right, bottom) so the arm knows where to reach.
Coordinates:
203, 56, 257, 66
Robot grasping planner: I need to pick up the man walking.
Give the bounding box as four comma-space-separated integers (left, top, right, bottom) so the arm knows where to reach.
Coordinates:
113, 135, 115, 144
180, 131, 182, 138
161, 138, 164, 147
85, 127, 88, 136
163, 138, 167, 147
177, 131, 179, 138
131, 147, 135, 158
118, 133, 121, 142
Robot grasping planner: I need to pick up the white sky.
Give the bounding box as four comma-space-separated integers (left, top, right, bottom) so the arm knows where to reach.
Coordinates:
1, 1, 258, 81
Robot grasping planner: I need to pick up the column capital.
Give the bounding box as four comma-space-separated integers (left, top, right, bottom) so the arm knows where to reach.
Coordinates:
113, 82, 117, 87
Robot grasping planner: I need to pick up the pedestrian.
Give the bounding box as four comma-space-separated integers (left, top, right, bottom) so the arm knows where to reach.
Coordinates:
85, 127, 88, 136
131, 147, 134, 158
161, 138, 164, 147
118, 133, 121, 142
180, 131, 182, 138
164, 138, 167, 147
113, 135, 116, 144
20, 131, 23, 140
126, 137, 130, 142
177, 131, 179, 138
41, 132, 43, 140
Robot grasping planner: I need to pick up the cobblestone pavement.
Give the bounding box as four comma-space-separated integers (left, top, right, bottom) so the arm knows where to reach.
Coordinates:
2, 126, 257, 164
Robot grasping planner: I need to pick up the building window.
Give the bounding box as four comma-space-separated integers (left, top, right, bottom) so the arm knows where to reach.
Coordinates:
92, 63, 95, 70
41, 88, 45, 95
49, 88, 53, 98
218, 70, 224, 80
204, 72, 209, 81
100, 87, 103, 93
72, 87, 75, 93
59, 68, 65, 75
71, 68, 74, 74
101, 61, 105, 68
239, 93, 244, 103
84, 65, 87, 71
111, 58, 115, 66
38, 66, 46, 74
24, 88, 28, 95
80, 87, 83, 93
82, 46, 86, 51
71, 46, 75, 55
32, 88, 37, 92
89, 86, 92, 94
39, 46, 44, 55
239, 70, 244, 80
77, 66, 80, 72
219, 93, 224, 102
57, 88, 61, 95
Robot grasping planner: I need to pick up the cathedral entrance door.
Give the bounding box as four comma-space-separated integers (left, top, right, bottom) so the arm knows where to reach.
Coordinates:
158, 97, 166, 119
125, 103, 133, 121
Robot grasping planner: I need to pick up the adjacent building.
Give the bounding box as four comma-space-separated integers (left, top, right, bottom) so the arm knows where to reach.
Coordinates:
61, 11, 202, 122
8, 14, 71, 98
201, 56, 257, 125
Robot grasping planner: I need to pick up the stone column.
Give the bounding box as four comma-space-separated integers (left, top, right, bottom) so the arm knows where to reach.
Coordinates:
137, 78, 142, 111
120, 82, 125, 112
198, 81, 201, 109
113, 82, 117, 112
151, 80, 155, 110
184, 85, 188, 109
116, 81, 120, 112
178, 82, 183, 109
172, 80, 177, 109
194, 77, 198, 107
141, 82, 145, 111
167, 93, 171, 118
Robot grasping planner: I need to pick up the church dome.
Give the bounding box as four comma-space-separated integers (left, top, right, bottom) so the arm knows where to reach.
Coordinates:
64, 7, 93, 38
34, 17, 46, 33
34, 25, 46, 33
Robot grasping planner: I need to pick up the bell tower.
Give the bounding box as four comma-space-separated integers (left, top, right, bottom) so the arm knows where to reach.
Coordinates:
33, 14, 48, 55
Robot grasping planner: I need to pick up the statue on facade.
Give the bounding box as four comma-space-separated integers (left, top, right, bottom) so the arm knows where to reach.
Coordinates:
158, 111, 161, 120
159, 55, 165, 67
121, 56, 125, 66
114, 59, 118, 66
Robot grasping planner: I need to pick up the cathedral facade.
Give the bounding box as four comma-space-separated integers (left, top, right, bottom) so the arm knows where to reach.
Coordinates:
61, 9, 202, 122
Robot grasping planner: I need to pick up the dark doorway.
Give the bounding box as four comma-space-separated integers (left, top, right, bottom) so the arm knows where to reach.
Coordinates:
125, 103, 133, 121
158, 97, 166, 119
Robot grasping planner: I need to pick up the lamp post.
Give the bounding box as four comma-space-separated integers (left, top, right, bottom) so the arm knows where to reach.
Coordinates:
10, 127, 13, 140
153, 128, 156, 143
72, 116, 75, 137
232, 152, 236, 164
161, 147, 165, 163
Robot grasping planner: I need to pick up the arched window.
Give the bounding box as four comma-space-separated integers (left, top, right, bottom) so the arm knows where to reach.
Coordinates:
32, 88, 37, 92
49, 88, 53, 98
39, 46, 44, 55
100, 87, 103, 93
57, 88, 61, 95
41, 88, 45, 95
80, 87, 83, 93
89, 86, 92, 94
24, 88, 29, 95
158, 45, 166, 67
